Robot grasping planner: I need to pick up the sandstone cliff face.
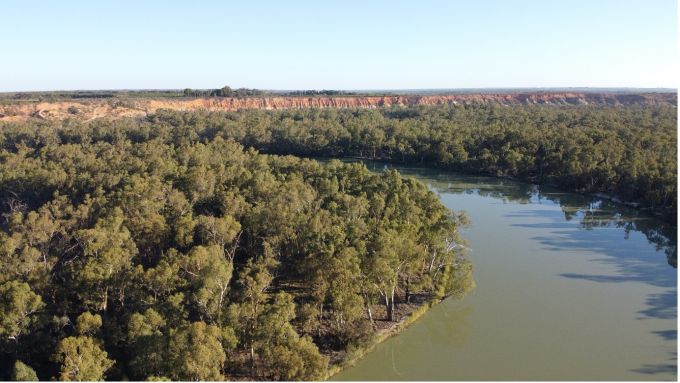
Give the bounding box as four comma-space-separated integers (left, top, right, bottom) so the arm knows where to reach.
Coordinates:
0, 92, 675, 122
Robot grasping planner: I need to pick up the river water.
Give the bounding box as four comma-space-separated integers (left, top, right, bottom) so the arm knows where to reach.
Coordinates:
333, 161, 677, 381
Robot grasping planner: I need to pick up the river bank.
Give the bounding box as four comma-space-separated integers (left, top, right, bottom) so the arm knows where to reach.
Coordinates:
331, 156, 676, 224
324, 295, 445, 380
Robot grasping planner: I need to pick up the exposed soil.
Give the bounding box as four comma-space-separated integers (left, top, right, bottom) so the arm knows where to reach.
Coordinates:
0, 92, 675, 122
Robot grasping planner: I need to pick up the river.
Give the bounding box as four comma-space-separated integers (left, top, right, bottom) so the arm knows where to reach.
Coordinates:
333, 161, 677, 381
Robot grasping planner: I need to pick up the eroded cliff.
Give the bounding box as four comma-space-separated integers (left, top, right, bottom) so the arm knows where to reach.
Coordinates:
0, 92, 675, 121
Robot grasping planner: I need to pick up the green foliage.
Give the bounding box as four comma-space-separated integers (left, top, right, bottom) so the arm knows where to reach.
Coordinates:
182, 245, 234, 321
167, 322, 234, 381
0, 87, 366, 101
71, 208, 138, 311
0, 281, 43, 341
0, 110, 472, 380
132, 104, 677, 218
52, 336, 114, 381
75, 312, 102, 336
126, 309, 167, 379
254, 293, 328, 380
12, 360, 39, 381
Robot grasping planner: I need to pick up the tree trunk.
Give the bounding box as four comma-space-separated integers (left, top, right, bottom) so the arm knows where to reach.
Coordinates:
366, 304, 374, 325
363, 292, 375, 326
250, 346, 255, 377
390, 287, 396, 321
385, 290, 395, 322
100, 286, 109, 312
318, 302, 324, 338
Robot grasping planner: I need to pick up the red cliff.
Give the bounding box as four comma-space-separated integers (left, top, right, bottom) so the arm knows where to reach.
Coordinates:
0, 92, 675, 122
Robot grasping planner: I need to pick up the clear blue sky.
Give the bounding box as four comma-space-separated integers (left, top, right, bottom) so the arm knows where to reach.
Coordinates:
1, 0, 677, 91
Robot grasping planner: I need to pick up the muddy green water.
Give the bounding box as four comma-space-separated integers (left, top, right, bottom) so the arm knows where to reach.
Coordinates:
333, 162, 677, 381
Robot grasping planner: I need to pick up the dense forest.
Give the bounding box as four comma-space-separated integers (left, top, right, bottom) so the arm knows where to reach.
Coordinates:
76, 103, 675, 219
212, 104, 673, 218
0, 118, 472, 380
0, 102, 675, 380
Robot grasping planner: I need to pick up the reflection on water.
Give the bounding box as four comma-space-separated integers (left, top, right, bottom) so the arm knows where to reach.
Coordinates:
333, 160, 677, 381
385, 163, 677, 269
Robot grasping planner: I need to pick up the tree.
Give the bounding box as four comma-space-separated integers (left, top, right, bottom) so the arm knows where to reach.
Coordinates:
254, 292, 327, 380
218, 85, 234, 97
127, 309, 167, 379
72, 208, 138, 311
234, 253, 276, 372
75, 312, 102, 337
181, 245, 234, 322
167, 321, 236, 381
0, 281, 44, 342
364, 229, 422, 321
195, 214, 241, 260
5, 207, 60, 287
52, 336, 114, 381
261, 336, 328, 381
12, 360, 39, 381
0, 107, 499, 380
327, 247, 365, 328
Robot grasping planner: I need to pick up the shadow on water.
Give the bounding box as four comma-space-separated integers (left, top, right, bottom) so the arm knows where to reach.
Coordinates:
500, 204, 676, 322
459, 178, 677, 376
424, 167, 676, 269
631, 352, 677, 376
638, 290, 678, 321
444, 173, 678, 376
653, 329, 677, 341
491, 185, 677, 322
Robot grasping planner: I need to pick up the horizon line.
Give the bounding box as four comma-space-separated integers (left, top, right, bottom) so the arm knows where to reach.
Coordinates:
1, 86, 677, 94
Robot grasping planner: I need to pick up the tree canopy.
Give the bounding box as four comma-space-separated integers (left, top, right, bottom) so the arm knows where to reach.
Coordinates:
0, 114, 471, 380
120, 104, 676, 220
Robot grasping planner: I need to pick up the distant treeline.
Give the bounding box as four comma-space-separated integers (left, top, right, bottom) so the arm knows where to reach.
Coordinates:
0, 86, 364, 102
281, 90, 358, 96
183, 86, 358, 98
0, 90, 183, 102
182, 86, 268, 98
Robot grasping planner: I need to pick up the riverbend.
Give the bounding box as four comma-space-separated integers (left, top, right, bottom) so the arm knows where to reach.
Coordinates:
333, 161, 677, 381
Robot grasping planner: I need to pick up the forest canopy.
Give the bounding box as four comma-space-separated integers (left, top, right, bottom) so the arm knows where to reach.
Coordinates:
133, 104, 675, 220
0, 116, 471, 380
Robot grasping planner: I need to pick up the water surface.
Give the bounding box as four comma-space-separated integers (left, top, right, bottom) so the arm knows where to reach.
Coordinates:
333, 162, 677, 381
